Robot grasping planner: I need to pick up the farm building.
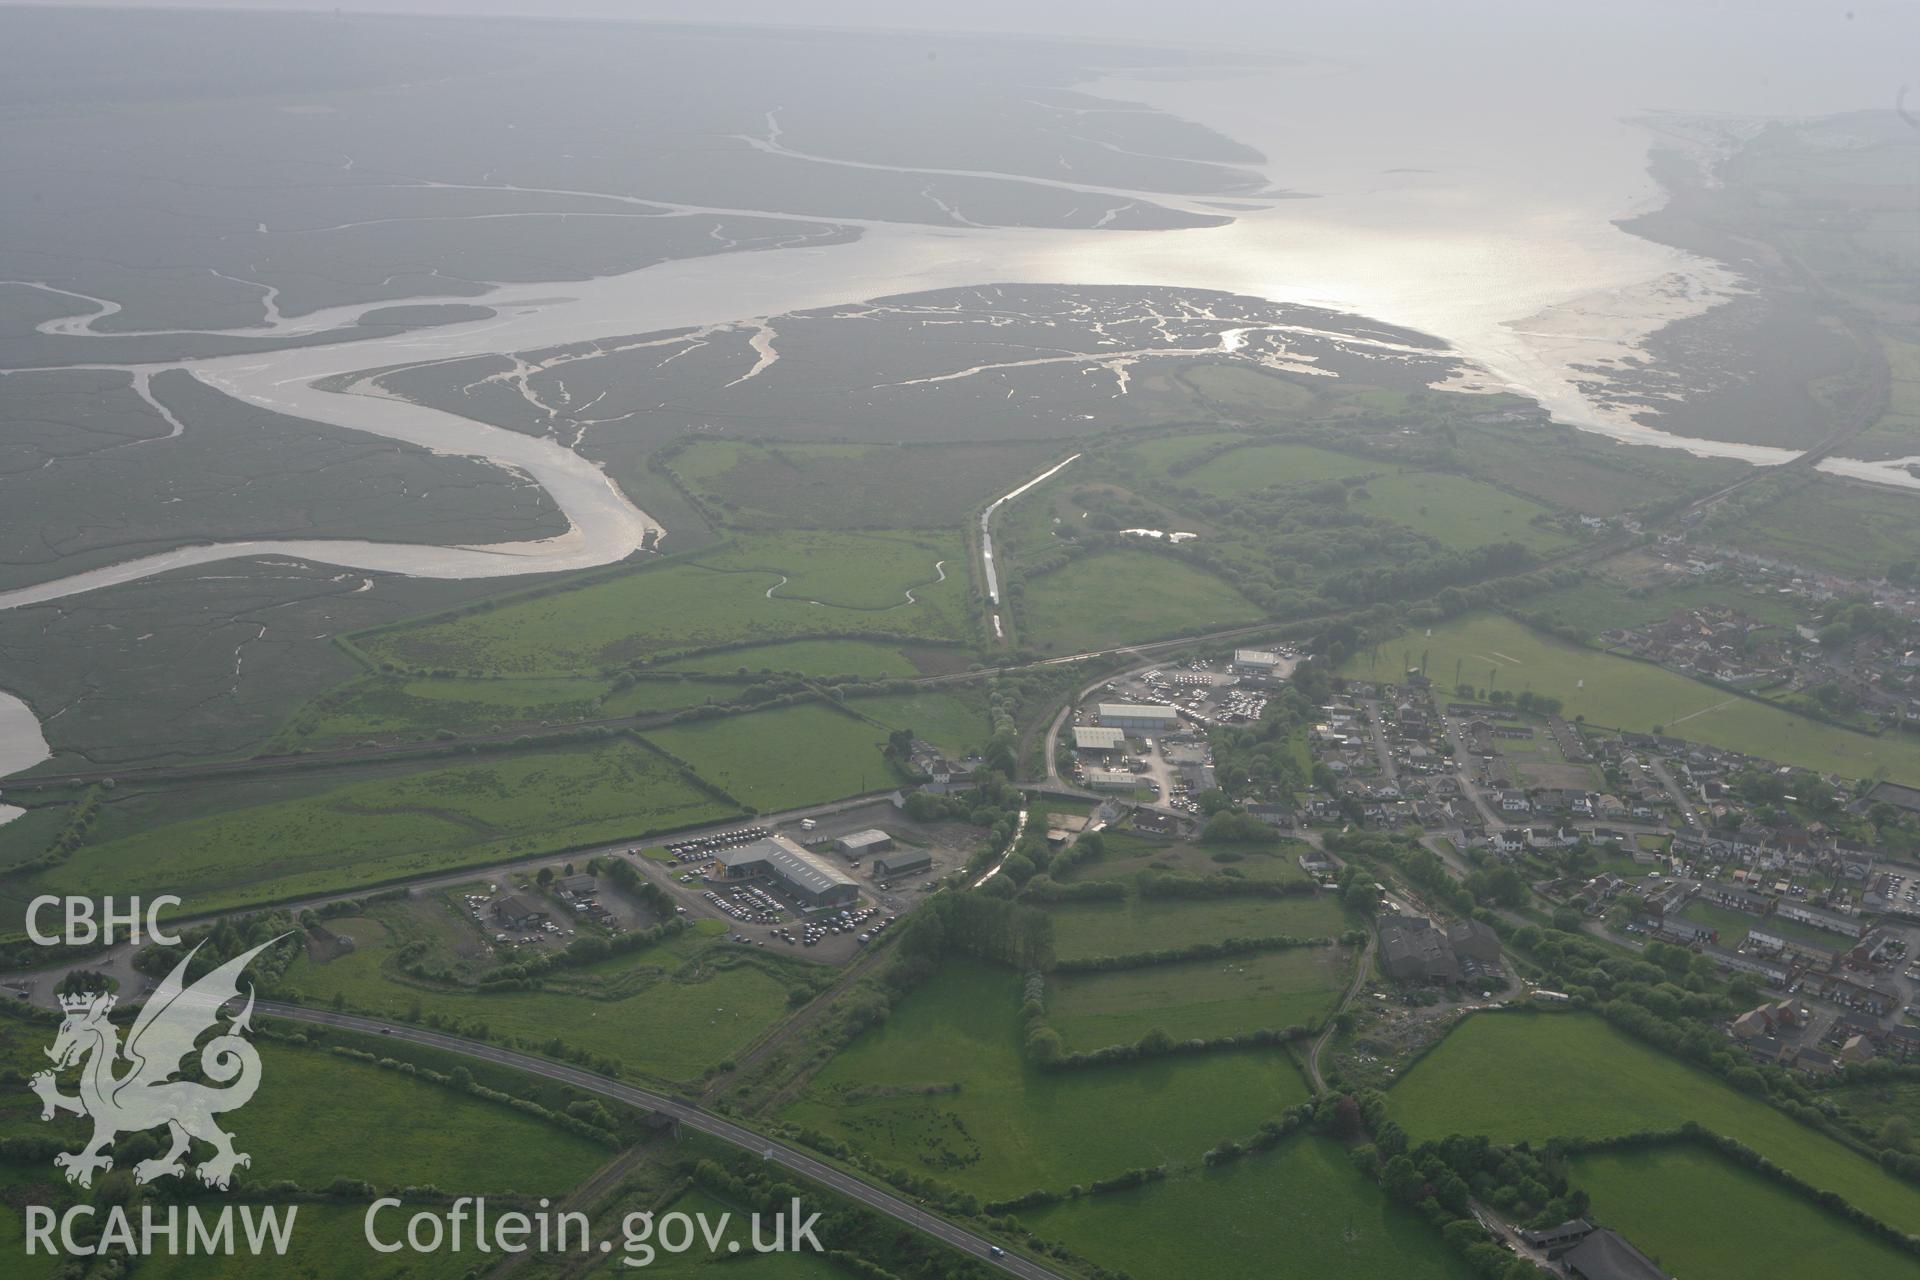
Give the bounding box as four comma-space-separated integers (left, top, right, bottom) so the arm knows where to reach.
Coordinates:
1377, 917, 1504, 985
837, 829, 895, 858
492, 894, 549, 930
1517, 1220, 1594, 1257
1072, 726, 1126, 755
1232, 648, 1284, 674
1096, 703, 1179, 731
1084, 769, 1145, 792
873, 849, 933, 879
715, 835, 859, 908
1562, 1228, 1671, 1280
554, 873, 596, 896
1378, 917, 1459, 984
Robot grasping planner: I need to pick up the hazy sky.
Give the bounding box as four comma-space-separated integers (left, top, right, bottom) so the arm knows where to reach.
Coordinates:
15, 1, 1914, 118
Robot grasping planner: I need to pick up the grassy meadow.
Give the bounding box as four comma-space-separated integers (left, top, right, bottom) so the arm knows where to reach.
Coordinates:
1064, 832, 1313, 884
1169, 441, 1375, 497
661, 638, 924, 678
273, 673, 751, 747
25, 739, 736, 919
844, 688, 989, 757
1723, 476, 1920, 579
279, 903, 794, 1084
1046, 944, 1352, 1047
0, 1018, 606, 1194
641, 702, 903, 812
356, 530, 971, 677
1018, 1135, 1476, 1280
1389, 1012, 1920, 1234
1347, 472, 1571, 552
1017, 549, 1263, 653
670, 438, 1065, 530
1047, 891, 1353, 964
1569, 1143, 1920, 1279
784, 960, 1312, 1200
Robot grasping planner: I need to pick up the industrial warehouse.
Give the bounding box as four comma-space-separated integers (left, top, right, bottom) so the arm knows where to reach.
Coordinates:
713, 833, 860, 908
872, 849, 933, 879
836, 828, 895, 858
1096, 702, 1181, 732
1071, 725, 1126, 755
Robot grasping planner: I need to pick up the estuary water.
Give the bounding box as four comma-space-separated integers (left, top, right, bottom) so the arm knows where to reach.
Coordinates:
4, 6, 1916, 791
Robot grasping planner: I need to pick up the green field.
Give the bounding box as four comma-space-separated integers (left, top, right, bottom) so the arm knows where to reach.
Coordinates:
0, 1021, 603, 1192
1829, 1079, 1920, 1137
280, 908, 794, 1084
642, 702, 903, 812
784, 960, 1312, 1199
1019, 1135, 1475, 1280
26, 739, 736, 918
1172, 441, 1375, 497
1521, 562, 1807, 638
242, 1043, 607, 1190
274, 673, 751, 747
845, 689, 989, 757
1179, 364, 1319, 418
1120, 431, 1255, 479
1570, 1144, 1920, 1279
1017, 549, 1264, 653
1836, 334, 1920, 462
1343, 611, 1920, 783
1070, 832, 1312, 884
661, 639, 923, 678
1047, 892, 1352, 964
1723, 476, 1920, 578
1389, 1012, 1920, 1233
670, 438, 1065, 530
1447, 420, 1747, 517
1348, 472, 1571, 551
357, 531, 971, 676
1047, 944, 1352, 1047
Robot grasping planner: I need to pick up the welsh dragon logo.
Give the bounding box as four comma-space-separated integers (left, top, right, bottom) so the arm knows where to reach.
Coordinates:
30, 937, 284, 1189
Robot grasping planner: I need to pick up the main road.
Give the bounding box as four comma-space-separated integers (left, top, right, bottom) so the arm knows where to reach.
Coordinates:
260, 1003, 1065, 1280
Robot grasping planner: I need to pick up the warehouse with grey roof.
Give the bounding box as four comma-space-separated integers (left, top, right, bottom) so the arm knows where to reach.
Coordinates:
714, 835, 859, 908
836, 828, 895, 858
1072, 726, 1126, 755
1096, 703, 1180, 731
873, 849, 933, 879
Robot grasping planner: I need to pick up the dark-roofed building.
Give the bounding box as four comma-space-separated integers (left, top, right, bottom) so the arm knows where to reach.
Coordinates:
1447, 919, 1502, 964
715, 834, 859, 908
1378, 917, 1460, 984
873, 849, 932, 879
492, 894, 548, 930
1517, 1219, 1593, 1257
1378, 916, 1506, 986
1563, 1228, 1672, 1280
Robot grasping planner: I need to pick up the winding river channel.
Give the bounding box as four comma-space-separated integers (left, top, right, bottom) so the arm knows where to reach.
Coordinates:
3, 21, 1916, 795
